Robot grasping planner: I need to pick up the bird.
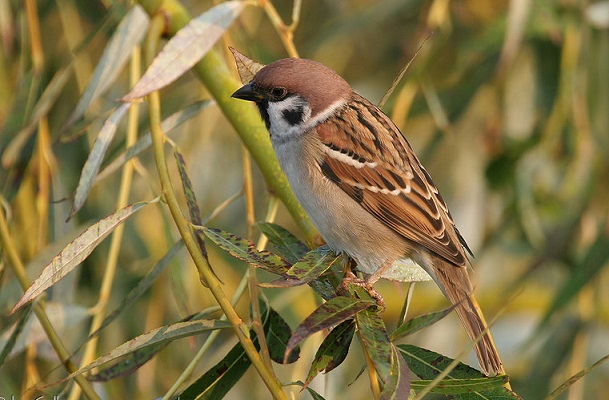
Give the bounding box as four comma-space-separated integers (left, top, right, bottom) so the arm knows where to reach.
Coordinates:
231, 57, 503, 376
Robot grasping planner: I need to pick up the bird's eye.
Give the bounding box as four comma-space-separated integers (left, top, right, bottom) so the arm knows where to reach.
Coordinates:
270, 87, 287, 100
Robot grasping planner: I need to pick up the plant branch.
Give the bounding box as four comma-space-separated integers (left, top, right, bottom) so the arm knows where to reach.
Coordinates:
137, 0, 320, 248
259, 0, 300, 58
144, 13, 286, 399
67, 46, 141, 400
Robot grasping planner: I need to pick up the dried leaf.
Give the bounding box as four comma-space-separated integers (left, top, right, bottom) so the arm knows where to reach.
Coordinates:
95, 100, 213, 183
286, 296, 376, 362
64, 5, 149, 128
68, 103, 131, 220
11, 199, 155, 313
121, 2, 246, 101
229, 47, 265, 84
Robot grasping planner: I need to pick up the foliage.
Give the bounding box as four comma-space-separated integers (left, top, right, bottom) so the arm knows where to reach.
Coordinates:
1, 0, 608, 399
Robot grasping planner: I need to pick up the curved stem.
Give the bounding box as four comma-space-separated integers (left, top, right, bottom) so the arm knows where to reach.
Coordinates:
259, 0, 300, 58
136, 0, 320, 248
68, 45, 141, 400
144, 14, 286, 399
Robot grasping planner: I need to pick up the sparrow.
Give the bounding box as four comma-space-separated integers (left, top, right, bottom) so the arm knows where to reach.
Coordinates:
231, 57, 503, 376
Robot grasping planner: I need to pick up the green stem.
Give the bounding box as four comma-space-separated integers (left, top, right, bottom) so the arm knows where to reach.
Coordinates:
144, 14, 287, 399
136, 0, 320, 248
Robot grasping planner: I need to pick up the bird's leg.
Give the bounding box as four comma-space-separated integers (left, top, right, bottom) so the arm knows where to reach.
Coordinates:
337, 259, 385, 307
365, 259, 394, 286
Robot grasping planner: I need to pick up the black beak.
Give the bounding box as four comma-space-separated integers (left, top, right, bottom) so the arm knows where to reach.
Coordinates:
231, 83, 263, 102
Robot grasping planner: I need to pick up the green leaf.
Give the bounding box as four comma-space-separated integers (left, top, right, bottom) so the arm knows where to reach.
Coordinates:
520, 316, 580, 399
174, 148, 211, 263
202, 227, 291, 275
399, 343, 482, 380
256, 222, 309, 264
398, 344, 517, 399
180, 334, 253, 399
81, 319, 230, 381
305, 319, 355, 386
380, 347, 411, 400
285, 382, 328, 400
87, 342, 166, 382
287, 296, 375, 363
287, 247, 340, 283
547, 353, 609, 400
409, 377, 509, 394
0, 303, 90, 360
0, 304, 33, 365
390, 306, 453, 341
11, 200, 155, 312
356, 305, 392, 384
266, 307, 299, 364
179, 304, 287, 399
121, 1, 246, 101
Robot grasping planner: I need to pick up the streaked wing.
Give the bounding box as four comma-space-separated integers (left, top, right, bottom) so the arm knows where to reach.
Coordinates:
316, 94, 470, 266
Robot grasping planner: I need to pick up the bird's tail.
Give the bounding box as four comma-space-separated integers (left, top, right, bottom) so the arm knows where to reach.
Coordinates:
433, 260, 504, 376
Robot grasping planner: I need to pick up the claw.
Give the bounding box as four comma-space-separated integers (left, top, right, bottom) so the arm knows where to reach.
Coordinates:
338, 270, 385, 308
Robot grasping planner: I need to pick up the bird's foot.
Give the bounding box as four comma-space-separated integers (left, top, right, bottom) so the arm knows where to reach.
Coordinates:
338, 270, 385, 308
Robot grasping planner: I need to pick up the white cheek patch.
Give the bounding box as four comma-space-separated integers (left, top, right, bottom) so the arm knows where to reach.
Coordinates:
267, 96, 311, 139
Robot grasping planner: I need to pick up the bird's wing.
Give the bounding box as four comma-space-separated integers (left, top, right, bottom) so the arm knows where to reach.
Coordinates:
316, 94, 471, 266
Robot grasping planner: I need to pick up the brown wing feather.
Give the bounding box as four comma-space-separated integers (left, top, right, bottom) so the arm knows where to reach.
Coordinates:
317, 94, 470, 267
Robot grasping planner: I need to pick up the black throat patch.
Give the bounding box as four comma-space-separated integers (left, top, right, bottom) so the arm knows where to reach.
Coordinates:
257, 100, 271, 130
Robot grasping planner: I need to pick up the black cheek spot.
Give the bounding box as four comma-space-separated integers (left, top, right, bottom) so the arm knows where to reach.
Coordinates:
282, 106, 304, 126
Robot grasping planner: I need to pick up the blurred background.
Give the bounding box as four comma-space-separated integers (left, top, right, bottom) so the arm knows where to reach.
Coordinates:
0, 0, 608, 398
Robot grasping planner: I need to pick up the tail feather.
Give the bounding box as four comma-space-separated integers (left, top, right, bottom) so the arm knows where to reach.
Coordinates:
433, 260, 504, 376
